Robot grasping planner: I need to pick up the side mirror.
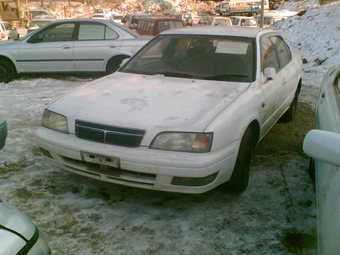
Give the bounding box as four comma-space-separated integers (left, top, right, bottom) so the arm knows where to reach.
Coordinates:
303, 130, 340, 166
121, 19, 126, 23
263, 67, 276, 80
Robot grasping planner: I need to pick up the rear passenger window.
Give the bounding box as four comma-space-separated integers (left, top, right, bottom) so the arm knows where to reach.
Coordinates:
78, 24, 118, 40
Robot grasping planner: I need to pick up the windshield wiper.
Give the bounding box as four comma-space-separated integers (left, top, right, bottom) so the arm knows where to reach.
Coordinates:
157, 72, 193, 78
205, 74, 249, 81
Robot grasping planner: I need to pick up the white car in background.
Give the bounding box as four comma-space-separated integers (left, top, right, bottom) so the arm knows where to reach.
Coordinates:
303, 64, 340, 255
0, 19, 151, 83
25, 15, 57, 34
197, 16, 232, 26
0, 21, 19, 40
229, 16, 258, 27
36, 26, 302, 194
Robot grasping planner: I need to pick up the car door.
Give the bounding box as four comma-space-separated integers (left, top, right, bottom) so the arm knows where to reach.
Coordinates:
73, 22, 123, 71
259, 34, 293, 133
18, 22, 76, 72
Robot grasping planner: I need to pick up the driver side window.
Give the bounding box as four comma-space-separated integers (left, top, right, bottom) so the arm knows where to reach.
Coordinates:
38, 23, 75, 42
261, 36, 279, 72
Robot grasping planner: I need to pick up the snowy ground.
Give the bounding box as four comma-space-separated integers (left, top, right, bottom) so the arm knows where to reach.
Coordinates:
1, 0, 340, 254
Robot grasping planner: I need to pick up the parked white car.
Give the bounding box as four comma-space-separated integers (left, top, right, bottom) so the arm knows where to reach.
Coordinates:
303, 64, 340, 255
0, 21, 19, 40
229, 16, 258, 27
25, 15, 57, 35
255, 15, 287, 28
197, 16, 232, 26
36, 26, 302, 194
0, 19, 151, 83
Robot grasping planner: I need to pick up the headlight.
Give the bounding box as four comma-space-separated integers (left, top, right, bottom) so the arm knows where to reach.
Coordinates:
41, 109, 68, 134
150, 132, 212, 153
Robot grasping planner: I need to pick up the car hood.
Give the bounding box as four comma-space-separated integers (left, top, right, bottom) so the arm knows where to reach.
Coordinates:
0, 201, 35, 239
49, 72, 249, 139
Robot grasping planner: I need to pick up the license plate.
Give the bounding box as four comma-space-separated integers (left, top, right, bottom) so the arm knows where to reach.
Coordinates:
82, 152, 120, 168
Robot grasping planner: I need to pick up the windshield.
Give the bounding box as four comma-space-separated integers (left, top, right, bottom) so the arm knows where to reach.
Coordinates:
120, 34, 255, 82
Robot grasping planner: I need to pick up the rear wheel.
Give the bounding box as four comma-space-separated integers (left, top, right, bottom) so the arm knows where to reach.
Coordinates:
227, 127, 253, 192
106, 56, 129, 74
0, 59, 15, 83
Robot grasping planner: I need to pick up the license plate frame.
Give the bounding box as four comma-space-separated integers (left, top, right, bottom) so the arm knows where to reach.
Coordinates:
82, 152, 120, 168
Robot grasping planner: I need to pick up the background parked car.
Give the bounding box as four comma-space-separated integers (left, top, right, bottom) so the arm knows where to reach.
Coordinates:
36, 26, 302, 194
90, 13, 107, 20
0, 21, 19, 40
197, 16, 232, 26
136, 16, 185, 36
121, 13, 153, 29
25, 15, 56, 35
229, 16, 258, 27
26, 9, 56, 19
111, 13, 124, 24
0, 19, 151, 83
169, 13, 193, 26
303, 64, 340, 255
255, 15, 287, 28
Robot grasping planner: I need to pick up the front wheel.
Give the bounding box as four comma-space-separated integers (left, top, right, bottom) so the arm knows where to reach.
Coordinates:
106, 56, 129, 74
0, 59, 15, 83
227, 127, 253, 192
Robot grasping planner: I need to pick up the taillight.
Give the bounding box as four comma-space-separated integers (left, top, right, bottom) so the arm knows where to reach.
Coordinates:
0, 33, 5, 39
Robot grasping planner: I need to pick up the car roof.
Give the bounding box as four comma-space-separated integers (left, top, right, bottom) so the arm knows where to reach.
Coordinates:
200, 16, 231, 19
160, 25, 275, 37
137, 16, 184, 21
31, 15, 56, 20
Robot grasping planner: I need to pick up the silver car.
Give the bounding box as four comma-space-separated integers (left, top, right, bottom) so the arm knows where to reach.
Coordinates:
303, 64, 340, 255
0, 200, 51, 255
0, 19, 151, 83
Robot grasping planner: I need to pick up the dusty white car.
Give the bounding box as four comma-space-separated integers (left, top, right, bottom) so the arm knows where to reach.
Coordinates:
36, 26, 302, 194
0, 21, 19, 40
197, 16, 232, 26
0, 19, 151, 83
229, 16, 258, 27
303, 64, 340, 255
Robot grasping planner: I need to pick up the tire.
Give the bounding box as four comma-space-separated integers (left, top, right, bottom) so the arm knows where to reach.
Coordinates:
0, 59, 15, 83
227, 127, 253, 192
106, 56, 129, 74
279, 93, 298, 123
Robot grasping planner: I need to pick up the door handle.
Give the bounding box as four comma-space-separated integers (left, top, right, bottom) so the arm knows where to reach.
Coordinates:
108, 45, 117, 48
61, 45, 72, 49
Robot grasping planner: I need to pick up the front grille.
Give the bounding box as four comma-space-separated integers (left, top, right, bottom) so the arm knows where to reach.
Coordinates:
75, 120, 145, 148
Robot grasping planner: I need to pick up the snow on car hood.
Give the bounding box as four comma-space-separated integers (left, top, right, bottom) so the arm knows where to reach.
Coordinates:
49, 72, 249, 134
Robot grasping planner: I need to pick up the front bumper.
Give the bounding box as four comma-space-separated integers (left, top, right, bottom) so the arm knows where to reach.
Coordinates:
36, 127, 240, 193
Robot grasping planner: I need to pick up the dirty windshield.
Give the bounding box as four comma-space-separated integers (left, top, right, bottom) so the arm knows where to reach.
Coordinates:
120, 34, 255, 82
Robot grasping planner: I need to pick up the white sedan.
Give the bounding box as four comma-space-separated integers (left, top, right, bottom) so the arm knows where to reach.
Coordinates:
303, 64, 340, 255
36, 26, 302, 194
0, 19, 151, 83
